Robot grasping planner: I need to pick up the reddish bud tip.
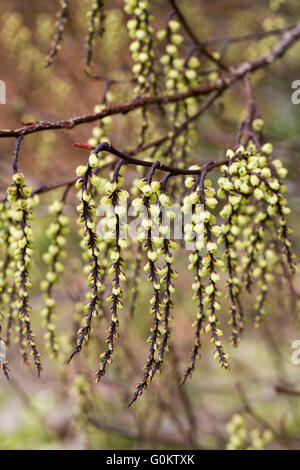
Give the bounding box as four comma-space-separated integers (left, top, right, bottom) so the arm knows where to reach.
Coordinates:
21, 121, 36, 126
72, 142, 96, 150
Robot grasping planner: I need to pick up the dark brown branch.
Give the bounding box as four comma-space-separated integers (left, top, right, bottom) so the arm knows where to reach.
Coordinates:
0, 83, 222, 138
1, 22, 299, 139
77, 141, 227, 177
275, 385, 300, 397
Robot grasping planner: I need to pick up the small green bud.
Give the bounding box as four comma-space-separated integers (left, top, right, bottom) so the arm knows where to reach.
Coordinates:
261, 143, 273, 154
89, 153, 99, 168
253, 118, 264, 131
13, 172, 25, 185
226, 149, 235, 159
157, 29, 166, 41
168, 20, 180, 32
76, 165, 88, 177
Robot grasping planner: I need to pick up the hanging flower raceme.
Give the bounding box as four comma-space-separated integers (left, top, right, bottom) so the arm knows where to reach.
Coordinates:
182, 168, 229, 382
85, 0, 106, 75
152, 174, 178, 376
0, 203, 15, 335
7, 172, 42, 375
40, 190, 70, 358
125, 0, 157, 96
130, 165, 167, 404
45, 0, 70, 67
95, 161, 128, 381
68, 151, 105, 363
125, 0, 157, 149
218, 141, 295, 332
0, 202, 12, 379
158, 16, 191, 167
218, 147, 249, 346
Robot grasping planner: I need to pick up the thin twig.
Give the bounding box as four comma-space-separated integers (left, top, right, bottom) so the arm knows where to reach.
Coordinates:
1, 22, 299, 138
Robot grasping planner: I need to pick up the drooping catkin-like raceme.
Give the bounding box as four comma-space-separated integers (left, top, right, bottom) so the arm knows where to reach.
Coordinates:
218, 149, 249, 345
181, 170, 205, 382
0, 204, 14, 321
45, 0, 70, 67
40, 192, 70, 358
157, 19, 201, 170
181, 170, 229, 381
190, 172, 229, 375
68, 152, 105, 362
7, 173, 42, 375
159, 17, 188, 167
242, 207, 270, 292
125, 0, 157, 96
85, 0, 106, 75
146, 176, 177, 376
0, 203, 11, 378
153, 227, 177, 375
125, 0, 157, 149
94, 162, 127, 381
254, 150, 295, 274
218, 142, 294, 330
129, 173, 165, 405
0, 207, 18, 347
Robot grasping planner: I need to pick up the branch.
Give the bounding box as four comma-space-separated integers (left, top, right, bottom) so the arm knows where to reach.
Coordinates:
0, 22, 299, 138
74, 141, 227, 177
275, 385, 300, 397
0, 84, 222, 138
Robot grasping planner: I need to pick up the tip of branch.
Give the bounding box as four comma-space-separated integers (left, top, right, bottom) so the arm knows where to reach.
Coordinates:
67, 347, 79, 364
95, 141, 111, 153
128, 398, 136, 408
1, 363, 10, 381
72, 142, 96, 150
